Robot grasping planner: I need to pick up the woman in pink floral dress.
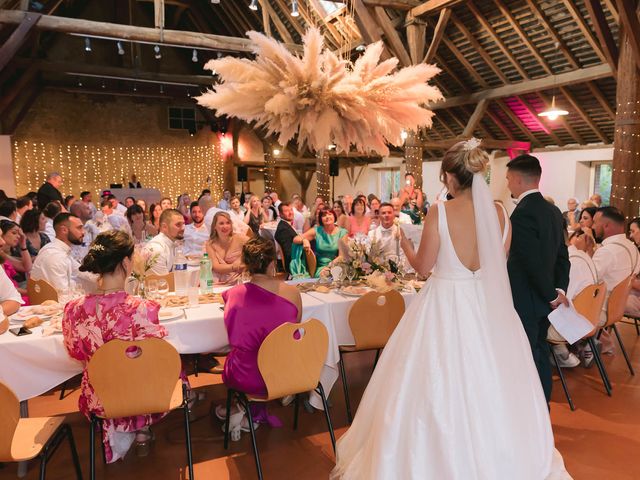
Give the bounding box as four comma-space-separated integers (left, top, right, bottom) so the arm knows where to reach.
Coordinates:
62, 230, 169, 462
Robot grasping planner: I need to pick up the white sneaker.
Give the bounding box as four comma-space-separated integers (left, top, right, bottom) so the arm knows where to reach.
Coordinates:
556, 352, 580, 368
281, 395, 295, 407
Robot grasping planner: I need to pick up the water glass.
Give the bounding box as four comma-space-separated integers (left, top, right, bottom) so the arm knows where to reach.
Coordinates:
157, 279, 170, 297
188, 287, 199, 307
146, 279, 159, 300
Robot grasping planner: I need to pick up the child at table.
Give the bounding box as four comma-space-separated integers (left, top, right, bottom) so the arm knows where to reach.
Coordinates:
215, 236, 302, 439
62, 230, 170, 462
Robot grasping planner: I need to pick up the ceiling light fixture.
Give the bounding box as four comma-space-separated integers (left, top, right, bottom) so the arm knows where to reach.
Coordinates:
117, 41, 125, 55
538, 96, 569, 121
249, 0, 258, 11
273, 148, 281, 155
291, 0, 299, 17
154, 45, 161, 59
84, 37, 91, 52
192, 49, 198, 62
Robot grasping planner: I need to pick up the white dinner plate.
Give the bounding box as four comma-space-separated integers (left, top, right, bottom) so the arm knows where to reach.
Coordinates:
11, 307, 53, 322
338, 287, 371, 297
158, 307, 184, 322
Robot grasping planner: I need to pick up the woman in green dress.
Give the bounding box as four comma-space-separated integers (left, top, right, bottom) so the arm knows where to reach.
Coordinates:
303, 207, 348, 277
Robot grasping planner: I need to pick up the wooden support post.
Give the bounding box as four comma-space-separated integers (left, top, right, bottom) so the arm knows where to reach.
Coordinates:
611, 9, 640, 219
404, 131, 423, 188
316, 150, 331, 202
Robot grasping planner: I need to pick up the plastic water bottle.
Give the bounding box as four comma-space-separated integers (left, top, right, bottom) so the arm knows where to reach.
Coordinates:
200, 253, 214, 294
173, 244, 189, 296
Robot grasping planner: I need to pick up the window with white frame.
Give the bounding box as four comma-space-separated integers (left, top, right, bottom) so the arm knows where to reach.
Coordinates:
592, 162, 612, 206
379, 169, 401, 202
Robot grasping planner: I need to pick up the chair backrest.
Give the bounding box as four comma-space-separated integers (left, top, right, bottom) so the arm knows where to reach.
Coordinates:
348, 289, 405, 350
257, 319, 328, 400
605, 276, 634, 327
146, 272, 175, 292
26, 278, 58, 304
305, 249, 317, 277
573, 282, 606, 338
87, 338, 181, 418
0, 382, 20, 461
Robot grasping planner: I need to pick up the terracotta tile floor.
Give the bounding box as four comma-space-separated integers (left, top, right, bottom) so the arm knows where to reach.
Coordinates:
2, 322, 640, 479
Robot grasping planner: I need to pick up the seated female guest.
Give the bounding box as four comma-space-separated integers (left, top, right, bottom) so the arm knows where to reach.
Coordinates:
348, 197, 371, 237
333, 200, 349, 230
244, 195, 265, 236
62, 230, 170, 462
262, 195, 277, 222
1, 220, 32, 289
126, 204, 156, 243
216, 237, 302, 436
303, 207, 348, 277
148, 203, 162, 233
0, 231, 27, 307
206, 211, 248, 284
579, 206, 597, 243
368, 195, 381, 229
20, 208, 50, 256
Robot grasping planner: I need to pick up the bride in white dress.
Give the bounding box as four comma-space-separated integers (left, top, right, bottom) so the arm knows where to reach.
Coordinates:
331, 140, 571, 479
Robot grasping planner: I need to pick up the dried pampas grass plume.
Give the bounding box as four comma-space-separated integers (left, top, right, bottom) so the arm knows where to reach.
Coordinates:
197, 28, 443, 156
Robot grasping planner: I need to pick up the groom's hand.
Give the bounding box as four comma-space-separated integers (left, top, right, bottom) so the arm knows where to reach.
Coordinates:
550, 291, 569, 309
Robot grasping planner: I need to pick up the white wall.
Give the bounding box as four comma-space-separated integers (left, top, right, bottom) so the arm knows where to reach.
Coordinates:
0, 136, 16, 197
332, 157, 404, 201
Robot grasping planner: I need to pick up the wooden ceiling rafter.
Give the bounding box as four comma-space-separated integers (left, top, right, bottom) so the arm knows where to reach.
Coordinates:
422, 6, 449, 63
493, 99, 542, 147
559, 0, 609, 65
373, 6, 412, 66
559, 86, 610, 143
584, 0, 618, 77
586, 81, 616, 121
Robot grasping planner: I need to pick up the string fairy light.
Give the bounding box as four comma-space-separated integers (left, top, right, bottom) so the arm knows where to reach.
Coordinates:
12, 140, 225, 205
315, 150, 331, 201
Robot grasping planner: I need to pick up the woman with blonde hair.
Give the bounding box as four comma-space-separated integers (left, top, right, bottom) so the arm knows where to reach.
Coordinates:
332, 139, 571, 479
244, 195, 265, 236
205, 211, 248, 284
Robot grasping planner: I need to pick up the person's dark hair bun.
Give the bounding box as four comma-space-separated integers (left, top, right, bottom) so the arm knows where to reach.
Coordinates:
242, 237, 276, 275
79, 230, 134, 274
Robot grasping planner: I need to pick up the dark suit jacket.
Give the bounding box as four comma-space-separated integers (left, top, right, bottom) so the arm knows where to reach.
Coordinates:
507, 192, 570, 320
274, 220, 297, 273
36, 182, 63, 210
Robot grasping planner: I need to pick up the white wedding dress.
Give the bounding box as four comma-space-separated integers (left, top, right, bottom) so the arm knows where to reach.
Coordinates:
331, 174, 571, 479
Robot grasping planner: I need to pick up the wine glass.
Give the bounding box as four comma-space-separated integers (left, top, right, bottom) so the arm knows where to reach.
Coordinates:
157, 279, 170, 298
146, 279, 159, 300
347, 266, 356, 284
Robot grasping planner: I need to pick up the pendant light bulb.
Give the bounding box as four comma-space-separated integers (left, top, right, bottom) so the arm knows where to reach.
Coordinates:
291, 0, 299, 17
192, 49, 198, 62
249, 0, 258, 11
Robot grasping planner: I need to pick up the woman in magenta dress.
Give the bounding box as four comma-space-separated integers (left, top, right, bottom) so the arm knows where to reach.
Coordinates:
62, 230, 169, 462
216, 236, 302, 439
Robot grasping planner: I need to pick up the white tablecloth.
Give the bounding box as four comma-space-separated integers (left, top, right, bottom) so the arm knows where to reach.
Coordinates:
0, 289, 415, 403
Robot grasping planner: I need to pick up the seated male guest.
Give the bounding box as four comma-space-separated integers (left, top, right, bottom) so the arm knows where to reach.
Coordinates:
228, 196, 249, 235
80, 191, 97, 217
145, 209, 185, 275
15, 196, 33, 223
41, 201, 62, 239
390, 197, 412, 224
107, 194, 128, 216
374, 203, 410, 268
214, 237, 302, 437
0, 263, 22, 321
275, 202, 311, 277
547, 228, 596, 367
100, 198, 131, 233
31, 213, 96, 294
0, 200, 18, 222
626, 218, 640, 318
183, 202, 209, 256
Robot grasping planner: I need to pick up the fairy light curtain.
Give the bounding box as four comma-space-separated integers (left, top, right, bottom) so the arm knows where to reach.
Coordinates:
12, 141, 225, 203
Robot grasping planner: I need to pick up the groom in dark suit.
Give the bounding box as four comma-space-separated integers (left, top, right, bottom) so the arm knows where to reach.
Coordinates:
506, 155, 570, 404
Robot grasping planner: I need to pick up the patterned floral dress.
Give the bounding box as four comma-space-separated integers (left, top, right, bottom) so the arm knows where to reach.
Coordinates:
62, 291, 168, 462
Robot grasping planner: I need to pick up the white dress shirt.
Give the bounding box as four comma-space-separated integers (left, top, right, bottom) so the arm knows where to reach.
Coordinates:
31, 238, 80, 294
0, 266, 22, 304
368, 224, 410, 270
516, 189, 540, 204
42, 218, 56, 240
593, 233, 640, 325
106, 213, 131, 234
145, 232, 176, 275
115, 203, 127, 215
567, 245, 598, 300
292, 209, 305, 233
217, 199, 230, 211
183, 222, 209, 256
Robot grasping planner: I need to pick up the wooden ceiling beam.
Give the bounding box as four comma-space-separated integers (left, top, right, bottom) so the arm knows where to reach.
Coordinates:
373, 6, 412, 66
467, 1, 529, 80
586, 81, 616, 121
410, 0, 463, 17
462, 99, 488, 137
257, 0, 293, 44
363, 0, 419, 9
559, 86, 610, 143
405, 14, 425, 64
492, 0, 552, 75
304, 0, 341, 50
433, 63, 613, 109
433, 53, 468, 92
602, 0, 619, 23
422, 137, 531, 151
615, 0, 640, 71
584, 0, 618, 76
560, 0, 609, 65
0, 11, 39, 72
449, 11, 509, 84
0, 9, 303, 53
423, 7, 449, 63
485, 107, 514, 140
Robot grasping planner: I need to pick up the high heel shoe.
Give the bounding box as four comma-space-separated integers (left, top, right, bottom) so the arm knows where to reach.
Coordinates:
215, 404, 244, 441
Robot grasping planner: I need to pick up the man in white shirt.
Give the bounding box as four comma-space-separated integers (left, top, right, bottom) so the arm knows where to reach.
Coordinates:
108, 195, 127, 216
390, 197, 412, 224
41, 201, 62, 240
369, 203, 409, 269
291, 195, 309, 233
100, 199, 131, 234
80, 191, 97, 217
591, 206, 640, 326
145, 209, 185, 274
183, 202, 209, 256
203, 203, 223, 233
217, 190, 232, 210
0, 235, 22, 318
269, 191, 282, 209
31, 213, 92, 295
228, 196, 249, 235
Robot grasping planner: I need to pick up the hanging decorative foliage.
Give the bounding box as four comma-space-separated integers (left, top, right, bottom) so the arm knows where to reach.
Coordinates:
197, 28, 443, 156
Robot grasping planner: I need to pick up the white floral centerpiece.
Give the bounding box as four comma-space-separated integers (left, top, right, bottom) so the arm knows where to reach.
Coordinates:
130, 246, 159, 298
334, 233, 400, 283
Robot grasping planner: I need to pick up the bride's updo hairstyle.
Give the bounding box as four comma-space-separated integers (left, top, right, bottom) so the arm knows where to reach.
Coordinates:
80, 230, 134, 275
440, 138, 489, 190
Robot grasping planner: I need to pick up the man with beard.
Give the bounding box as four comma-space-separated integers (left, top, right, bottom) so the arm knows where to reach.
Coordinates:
275, 201, 311, 275
145, 209, 185, 274
183, 202, 208, 256
31, 213, 91, 294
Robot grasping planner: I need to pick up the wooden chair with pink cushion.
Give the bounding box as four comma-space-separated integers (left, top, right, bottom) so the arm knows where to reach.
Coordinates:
27, 278, 58, 304
339, 289, 405, 423
0, 381, 82, 479
86, 338, 193, 480
221, 319, 334, 480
